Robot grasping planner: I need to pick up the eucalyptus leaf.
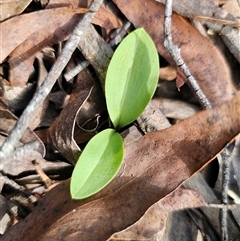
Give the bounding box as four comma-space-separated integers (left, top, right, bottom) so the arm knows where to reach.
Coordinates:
106, 28, 159, 129
70, 129, 124, 199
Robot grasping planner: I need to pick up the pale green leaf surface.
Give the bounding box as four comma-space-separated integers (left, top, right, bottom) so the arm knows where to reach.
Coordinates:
70, 129, 124, 199
106, 28, 159, 129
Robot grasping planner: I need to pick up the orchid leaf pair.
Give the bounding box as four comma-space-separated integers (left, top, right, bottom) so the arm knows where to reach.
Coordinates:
71, 28, 159, 199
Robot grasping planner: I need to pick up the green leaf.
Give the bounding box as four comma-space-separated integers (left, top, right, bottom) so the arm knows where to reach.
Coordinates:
105, 28, 159, 129
70, 129, 124, 199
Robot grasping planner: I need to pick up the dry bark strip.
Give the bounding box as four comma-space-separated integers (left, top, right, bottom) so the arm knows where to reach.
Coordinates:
3, 93, 240, 241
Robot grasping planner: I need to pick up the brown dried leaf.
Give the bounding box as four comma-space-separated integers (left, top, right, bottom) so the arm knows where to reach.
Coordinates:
27, 53, 49, 130
6, 7, 86, 87
0, 0, 32, 22
108, 187, 205, 240
6, 3, 117, 87
163, 210, 199, 241
152, 98, 199, 120
2, 78, 35, 111
230, 204, 240, 226
156, 0, 239, 23
176, 67, 187, 90
155, 0, 240, 63
221, 0, 240, 18
229, 136, 240, 191
76, 83, 106, 123
9, 55, 35, 88
113, 0, 236, 107
4, 93, 240, 241
92, 4, 122, 33
46, 0, 92, 9
184, 173, 240, 239
0, 194, 16, 235
0, 107, 45, 175
0, 7, 88, 64
0, 77, 8, 109
47, 69, 95, 164
46, 0, 78, 8
159, 66, 177, 81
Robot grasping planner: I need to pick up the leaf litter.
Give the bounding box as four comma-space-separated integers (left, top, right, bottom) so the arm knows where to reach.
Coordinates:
3, 92, 240, 241
0, 0, 240, 240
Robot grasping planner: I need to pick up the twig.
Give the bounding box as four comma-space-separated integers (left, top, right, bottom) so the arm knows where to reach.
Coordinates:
64, 60, 89, 81
188, 15, 240, 28
32, 160, 52, 189
163, 0, 211, 109
164, 0, 230, 240
108, 20, 132, 46
219, 148, 231, 241
0, 173, 24, 193
157, 0, 240, 63
0, 0, 103, 169
64, 20, 132, 83
77, 23, 113, 89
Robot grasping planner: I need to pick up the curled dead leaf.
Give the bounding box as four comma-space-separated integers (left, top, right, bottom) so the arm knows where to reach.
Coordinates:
47, 70, 94, 164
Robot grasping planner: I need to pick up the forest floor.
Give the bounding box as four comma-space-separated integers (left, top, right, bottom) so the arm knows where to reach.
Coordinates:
0, 0, 240, 240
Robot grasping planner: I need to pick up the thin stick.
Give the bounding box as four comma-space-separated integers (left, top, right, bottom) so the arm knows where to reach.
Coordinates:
108, 20, 132, 46
188, 15, 240, 28
0, 0, 103, 168
220, 148, 230, 241
163, 0, 211, 109
64, 60, 89, 81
